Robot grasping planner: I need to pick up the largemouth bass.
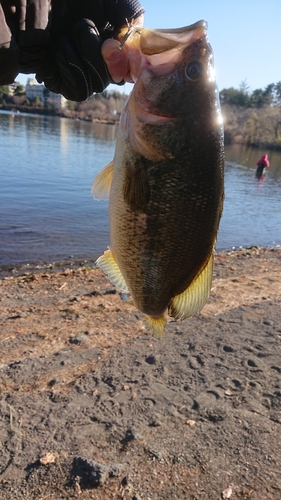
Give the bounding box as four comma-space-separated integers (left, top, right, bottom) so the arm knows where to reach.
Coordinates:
92, 20, 224, 339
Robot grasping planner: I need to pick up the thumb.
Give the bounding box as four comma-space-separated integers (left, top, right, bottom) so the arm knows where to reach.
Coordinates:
101, 38, 132, 83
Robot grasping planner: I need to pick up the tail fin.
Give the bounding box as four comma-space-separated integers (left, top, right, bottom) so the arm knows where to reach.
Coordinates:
144, 315, 167, 340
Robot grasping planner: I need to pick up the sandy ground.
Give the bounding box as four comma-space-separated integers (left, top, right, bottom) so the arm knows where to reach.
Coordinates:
0, 247, 280, 500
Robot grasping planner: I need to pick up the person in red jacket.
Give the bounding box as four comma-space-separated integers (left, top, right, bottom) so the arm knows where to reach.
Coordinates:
256, 154, 270, 178
0, 0, 144, 101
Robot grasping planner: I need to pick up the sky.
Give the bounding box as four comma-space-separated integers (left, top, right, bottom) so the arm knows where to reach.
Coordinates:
17, 0, 281, 95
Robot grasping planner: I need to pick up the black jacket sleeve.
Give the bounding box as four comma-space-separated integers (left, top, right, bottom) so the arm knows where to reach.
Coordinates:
0, 0, 144, 100
37, 0, 144, 101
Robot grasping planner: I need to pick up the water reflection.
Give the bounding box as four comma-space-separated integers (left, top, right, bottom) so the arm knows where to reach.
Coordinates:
92, 121, 118, 141
217, 143, 281, 252
0, 112, 116, 267
0, 110, 118, 144
56, 117, 118, 142
60, 118, 69, 156
224, 143, 281, 181
0, 111, 280, 268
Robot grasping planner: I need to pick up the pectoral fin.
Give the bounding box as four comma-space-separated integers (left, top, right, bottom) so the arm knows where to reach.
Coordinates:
91, 161, 114, 200
96, 249, 129, 293
168, 253, 213, 320
123, 156, 150, 211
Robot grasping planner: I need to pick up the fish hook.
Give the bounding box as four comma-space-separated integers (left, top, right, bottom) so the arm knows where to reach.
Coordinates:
118, 19, 142, 50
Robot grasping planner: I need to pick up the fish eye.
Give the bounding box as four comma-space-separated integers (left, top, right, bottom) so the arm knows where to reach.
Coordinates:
185, 61, 203, 81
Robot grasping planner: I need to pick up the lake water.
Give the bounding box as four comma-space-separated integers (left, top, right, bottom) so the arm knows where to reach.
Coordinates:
0, 111, 280, 270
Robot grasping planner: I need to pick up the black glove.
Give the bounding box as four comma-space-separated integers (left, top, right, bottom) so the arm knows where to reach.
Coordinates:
0, 3, 19, 84
35, 0, 145, 101
17, 0, 51, 73
1, 0, 51, 84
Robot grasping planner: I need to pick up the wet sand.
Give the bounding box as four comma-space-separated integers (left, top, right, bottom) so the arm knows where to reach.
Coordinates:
0, 247, 280, 499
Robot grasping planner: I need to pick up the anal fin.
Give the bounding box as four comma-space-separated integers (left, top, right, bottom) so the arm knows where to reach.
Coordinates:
168, 253, 214, 320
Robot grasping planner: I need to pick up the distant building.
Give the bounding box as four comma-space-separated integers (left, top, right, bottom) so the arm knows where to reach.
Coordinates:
25, 78, 67, 109
25, 78, 44, 99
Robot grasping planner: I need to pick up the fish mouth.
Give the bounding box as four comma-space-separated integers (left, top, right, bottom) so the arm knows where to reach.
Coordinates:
118, 20, 208, 83
135, 105, 176, 124
133, 80, 176, 124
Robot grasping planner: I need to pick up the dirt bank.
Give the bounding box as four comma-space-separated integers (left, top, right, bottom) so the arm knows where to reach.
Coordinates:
0, 247, 280, 499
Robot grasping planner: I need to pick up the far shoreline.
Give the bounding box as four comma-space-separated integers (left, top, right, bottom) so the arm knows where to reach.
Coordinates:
0, 104, 119, 126
2, 104, 281, 151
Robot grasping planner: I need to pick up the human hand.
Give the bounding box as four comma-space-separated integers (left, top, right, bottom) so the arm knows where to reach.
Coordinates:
36, 0, 145, 101
101, 14, 144, 84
